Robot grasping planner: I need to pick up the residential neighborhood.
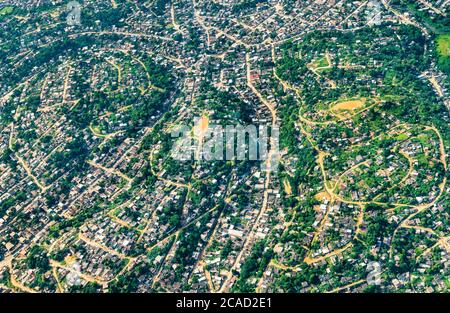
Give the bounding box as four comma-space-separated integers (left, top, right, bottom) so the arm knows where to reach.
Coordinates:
0, 0, 448, 295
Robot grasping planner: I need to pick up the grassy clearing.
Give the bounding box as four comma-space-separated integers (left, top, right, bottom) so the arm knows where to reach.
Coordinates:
436, 34, 450, 74
283, 179, 292, 195
89, 123, 106, 138
395, 133, 408, 141
0, 6, 13, 16
437, 34, 450, 57
314, 191, 331, 201
445, 278, 450, 289
310, 53, 331, 72
331, 99, 365, 111
314, 57, 329, 68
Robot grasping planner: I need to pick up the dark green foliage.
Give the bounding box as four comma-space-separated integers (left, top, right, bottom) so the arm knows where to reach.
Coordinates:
26, 245, 50, 273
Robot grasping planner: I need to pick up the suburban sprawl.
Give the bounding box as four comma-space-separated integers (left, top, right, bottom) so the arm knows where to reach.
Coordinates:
0, 0, 449, 293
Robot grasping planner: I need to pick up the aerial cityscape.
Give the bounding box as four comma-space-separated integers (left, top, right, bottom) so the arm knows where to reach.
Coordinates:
0, 0, 449, 295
